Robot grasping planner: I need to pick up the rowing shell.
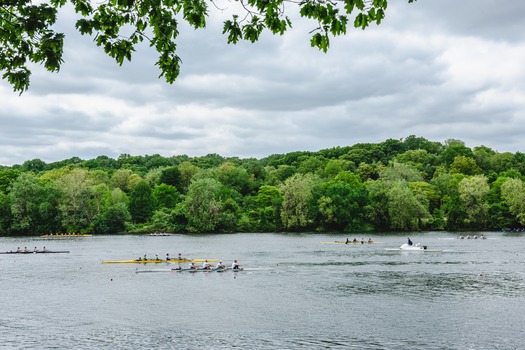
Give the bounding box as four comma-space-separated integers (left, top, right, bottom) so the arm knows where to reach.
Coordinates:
40, 234, 92, 238
101, 258, 219, 264
102, 259, 192, 264
135, 267, 244, 273
0, 250, 70, 254
320, 241, 383, 245
383, 248, 444, 252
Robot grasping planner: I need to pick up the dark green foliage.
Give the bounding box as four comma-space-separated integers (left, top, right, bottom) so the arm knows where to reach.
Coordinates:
93, 203, 130, 234
159, 167, 183, 190
4, 134, 525, 235
129, 181, 154, 223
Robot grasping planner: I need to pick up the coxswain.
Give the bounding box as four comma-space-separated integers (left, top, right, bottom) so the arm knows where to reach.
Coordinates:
231, 260, 240, 270
202, 260, 211, 270
216, 261, 226, 270
408, 237, 413, 246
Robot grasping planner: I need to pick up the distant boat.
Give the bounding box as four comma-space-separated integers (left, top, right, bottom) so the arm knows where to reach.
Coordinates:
0, 250, 70, 254
40, 233, 92, 238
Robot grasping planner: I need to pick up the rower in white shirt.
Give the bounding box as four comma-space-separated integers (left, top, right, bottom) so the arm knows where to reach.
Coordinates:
216, 261, 226, 270
202, 260, 212, 270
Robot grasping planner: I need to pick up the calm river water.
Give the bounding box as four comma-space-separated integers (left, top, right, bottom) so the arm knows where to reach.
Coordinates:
1, 232, 524, 349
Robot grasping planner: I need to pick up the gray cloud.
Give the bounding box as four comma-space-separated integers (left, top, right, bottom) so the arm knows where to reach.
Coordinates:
1, 0, 525, 166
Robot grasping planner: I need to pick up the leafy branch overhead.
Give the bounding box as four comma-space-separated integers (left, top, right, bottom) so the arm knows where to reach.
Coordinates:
0, 0, 416, 93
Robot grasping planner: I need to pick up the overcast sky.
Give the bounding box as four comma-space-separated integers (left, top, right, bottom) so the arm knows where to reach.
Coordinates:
1, 0, 524, 166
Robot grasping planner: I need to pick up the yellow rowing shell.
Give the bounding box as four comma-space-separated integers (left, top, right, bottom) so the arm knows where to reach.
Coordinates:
41, 234, 93, 238
101, 258, 219, 264
320, 241, 383, 245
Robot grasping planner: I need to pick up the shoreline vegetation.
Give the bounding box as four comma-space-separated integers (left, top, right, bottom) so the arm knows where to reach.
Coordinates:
1, 136, 525, 236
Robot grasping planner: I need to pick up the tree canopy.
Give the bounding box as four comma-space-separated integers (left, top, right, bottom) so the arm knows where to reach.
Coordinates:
2, 135, 525, 235
1, 0, 416, 93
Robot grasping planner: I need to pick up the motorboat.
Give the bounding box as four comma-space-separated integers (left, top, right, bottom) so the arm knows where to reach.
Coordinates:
399, 243, 427, 250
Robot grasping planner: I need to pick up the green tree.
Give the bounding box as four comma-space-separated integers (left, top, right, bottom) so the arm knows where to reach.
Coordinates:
93, 202, 131, 234
159, 166, 183, 191
129, 181, 154, 224
183, 178, 222, 232
56, 169, 94, 232
449, 156, 482, 176
178, 161, 199, 193
9, 173, 61, 234
216, 162, 250, 195
501, 178, 525, 225
0, 169, 21, 194
1, 0, 416, 93
279, 173, 319, 230
153, 183, 180, 210
317, 173, 371, 232
251, 185, 283, 231
458, 175, 489, 229
0, 191, 13, 234
386, 181, 428, 231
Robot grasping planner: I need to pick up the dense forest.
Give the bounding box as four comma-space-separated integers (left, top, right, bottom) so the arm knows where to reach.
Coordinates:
1, 136, 525, 235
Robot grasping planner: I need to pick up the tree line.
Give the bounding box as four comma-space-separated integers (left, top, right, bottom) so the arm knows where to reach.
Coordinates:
1, 135, 525, 235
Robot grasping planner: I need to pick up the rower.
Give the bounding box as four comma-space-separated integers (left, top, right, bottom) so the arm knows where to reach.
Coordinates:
231, 260, 240, 270
24, 247, 29, 252
34, 246, 38, 252
202, 260, 211, 270
143, 254, 147, 261
345, 238, 350, 244
408, 237, 413, 246
367, 238, 373, 244
188, 262, 198, 269
42, 246, 48, 252
352, 238, 358, 243
16, 247, 21, 253
216, 261, 226, 270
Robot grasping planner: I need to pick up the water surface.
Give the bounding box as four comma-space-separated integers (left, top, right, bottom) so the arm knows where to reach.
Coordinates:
1, 232, 524, 349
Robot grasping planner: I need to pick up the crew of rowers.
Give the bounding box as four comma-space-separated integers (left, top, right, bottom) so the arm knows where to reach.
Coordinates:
188, 259, 240, 270
133, 254, 241, 270
459, 234, 487, 239
345, 238, 374, 244
15, 246, 48, 253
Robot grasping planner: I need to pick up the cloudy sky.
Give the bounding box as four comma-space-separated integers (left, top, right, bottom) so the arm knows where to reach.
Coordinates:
1, 0, 524, 166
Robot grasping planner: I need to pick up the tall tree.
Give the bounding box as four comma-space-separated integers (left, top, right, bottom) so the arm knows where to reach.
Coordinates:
317, 172, 371, 232
458, 175, 490, 229
183, 178, 222, 232
129, 181, 154, 224
501, 178, 525, 226
9, 173, 60, 234
159, 166, 183, 191
279, 173, 319, 230
56, 169, 94, 232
